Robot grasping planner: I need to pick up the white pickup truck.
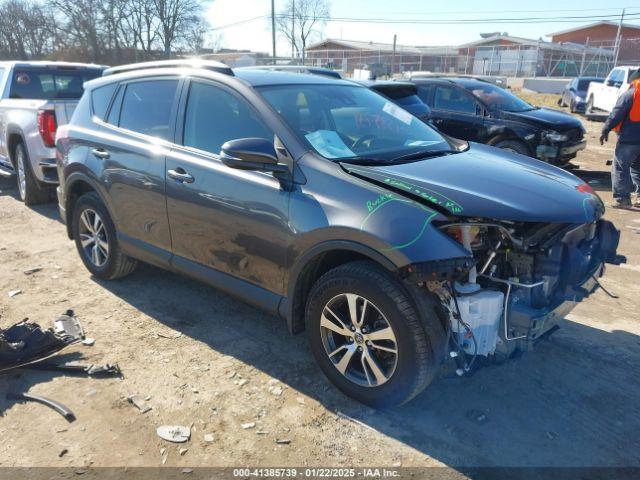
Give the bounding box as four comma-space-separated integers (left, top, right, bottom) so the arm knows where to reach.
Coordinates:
0, 62, 104, 204
585, 65, 639, 118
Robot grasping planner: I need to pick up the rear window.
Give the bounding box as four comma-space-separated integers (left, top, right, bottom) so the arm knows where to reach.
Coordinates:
9, 68, 102, 100
91, 83, 118, 120
577, 79, 603, 90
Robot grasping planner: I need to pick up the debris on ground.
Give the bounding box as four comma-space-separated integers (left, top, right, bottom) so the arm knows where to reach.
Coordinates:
276, 438, 291, 445
179, 448, 188, 456
241, 422, 256, 429
8, 289, 22, 298
203, 433, 215, 443
23, 267, 43, 275
58, 448, 68, 458
127, 395, 152, 414
81, 338, 95, 346
156, 425, 191, 443
6, 392, 76, 422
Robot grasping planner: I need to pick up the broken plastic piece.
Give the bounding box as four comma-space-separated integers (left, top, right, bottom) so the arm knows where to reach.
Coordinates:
157, 425, 191, 443
7, 392, 76, 422
53, 310, 84, 341
23, 361, 122, 378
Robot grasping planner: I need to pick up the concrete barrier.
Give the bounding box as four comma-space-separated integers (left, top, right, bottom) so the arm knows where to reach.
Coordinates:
521, 78, 572, 94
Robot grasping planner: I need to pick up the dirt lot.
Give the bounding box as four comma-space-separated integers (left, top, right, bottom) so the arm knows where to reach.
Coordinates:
1, 103, 639, 472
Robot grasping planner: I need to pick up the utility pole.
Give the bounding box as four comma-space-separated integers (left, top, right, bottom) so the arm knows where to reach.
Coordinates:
613, 8, 626, 68
291, 0, 296, 61
271, 0, 276, 63
391, 34, 397, 77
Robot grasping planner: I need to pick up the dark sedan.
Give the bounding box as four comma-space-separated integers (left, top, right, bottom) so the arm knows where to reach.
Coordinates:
355, 80, 431, 123
559, 76, 604, 113
410, 77, 587, 166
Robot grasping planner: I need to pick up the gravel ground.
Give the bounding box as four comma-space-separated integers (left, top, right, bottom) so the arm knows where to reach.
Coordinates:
0, 102, 639, 471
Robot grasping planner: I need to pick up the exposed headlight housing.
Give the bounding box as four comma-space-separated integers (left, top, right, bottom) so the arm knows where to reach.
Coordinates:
575, 96, 584, 102
544, 131, 568, 142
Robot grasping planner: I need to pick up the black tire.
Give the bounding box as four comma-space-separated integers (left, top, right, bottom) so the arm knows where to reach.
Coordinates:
494, 139, 530, 156
305, 260, 444, 408
14, 142, 50, 205
72, 192, 137, 280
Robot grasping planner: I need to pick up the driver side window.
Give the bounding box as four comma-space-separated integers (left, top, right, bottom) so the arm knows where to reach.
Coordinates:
183, 81, 272, 155
433, 86, 476, 114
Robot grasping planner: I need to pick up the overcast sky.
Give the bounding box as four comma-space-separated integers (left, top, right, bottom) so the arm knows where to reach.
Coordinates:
205, 0, 640, 54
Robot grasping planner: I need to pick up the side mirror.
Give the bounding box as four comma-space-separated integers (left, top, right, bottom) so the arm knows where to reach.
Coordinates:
220, 138, 288, 173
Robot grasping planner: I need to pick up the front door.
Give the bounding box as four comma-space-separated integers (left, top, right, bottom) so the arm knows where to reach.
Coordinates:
428, 84, 483, 142
165, 79, 290, 296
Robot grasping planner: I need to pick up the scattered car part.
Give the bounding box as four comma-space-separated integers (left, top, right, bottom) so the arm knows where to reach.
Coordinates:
6, 392, 76, 422
0, 311, 81, 373
157, 425, 191, 443
127, 394, 152, 413
22, 361, 122, 378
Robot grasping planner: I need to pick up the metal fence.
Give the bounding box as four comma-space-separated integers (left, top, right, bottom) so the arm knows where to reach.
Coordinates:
203, 37, 640, 79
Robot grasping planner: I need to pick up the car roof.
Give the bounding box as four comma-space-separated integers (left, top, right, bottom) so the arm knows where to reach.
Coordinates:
239, 65, 342, 79
411, 76, 488, 88
233, 68, 355, 87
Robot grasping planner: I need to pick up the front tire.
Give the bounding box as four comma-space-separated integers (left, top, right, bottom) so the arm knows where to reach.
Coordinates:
14, 142, 49, 205
305, 261, 443, 408
72, 192, 138, 280
494, 139, 530, 156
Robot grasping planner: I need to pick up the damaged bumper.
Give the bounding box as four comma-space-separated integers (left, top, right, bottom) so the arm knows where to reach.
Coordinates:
536, 140, 586, 164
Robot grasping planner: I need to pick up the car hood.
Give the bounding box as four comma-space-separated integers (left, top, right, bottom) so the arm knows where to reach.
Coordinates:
343, 143, 603, 223
502, 107, 583, 131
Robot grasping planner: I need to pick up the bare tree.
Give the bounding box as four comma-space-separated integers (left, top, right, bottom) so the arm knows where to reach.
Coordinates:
276, 0, 329, 62
152, 0, 208, 58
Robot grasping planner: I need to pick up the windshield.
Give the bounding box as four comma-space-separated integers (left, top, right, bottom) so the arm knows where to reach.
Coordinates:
258, 84, 453, 162
468, 82, 534, 112
9, 68, 103, 100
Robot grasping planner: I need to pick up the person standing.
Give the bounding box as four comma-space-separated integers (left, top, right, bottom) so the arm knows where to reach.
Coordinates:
600, 69, 640, 209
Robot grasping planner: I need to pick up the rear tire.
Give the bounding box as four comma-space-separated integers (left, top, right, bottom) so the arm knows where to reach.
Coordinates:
72, 192, 138, 280
494, 139, 530, 156
305, 261, 444, 408
14, 142, 50, 205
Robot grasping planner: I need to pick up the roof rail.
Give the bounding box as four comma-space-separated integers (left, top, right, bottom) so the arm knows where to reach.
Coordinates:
103, 59, 234, 77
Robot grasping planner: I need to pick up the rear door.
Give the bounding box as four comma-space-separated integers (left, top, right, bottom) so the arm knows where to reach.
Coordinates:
94, 76, 182, 265
428, 84, 484, 141
165, 78, 290, 294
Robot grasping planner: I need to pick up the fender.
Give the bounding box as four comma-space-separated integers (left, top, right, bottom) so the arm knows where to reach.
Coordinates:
5, 125, 26, 164
62, 169, 118, 239
281, 239, 399, 333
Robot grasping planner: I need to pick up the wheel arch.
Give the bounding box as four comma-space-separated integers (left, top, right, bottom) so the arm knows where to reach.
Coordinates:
283, 241, 399, 334
487, 133, 533, 156
6, 127, 26, 167
63, 172, 115, 240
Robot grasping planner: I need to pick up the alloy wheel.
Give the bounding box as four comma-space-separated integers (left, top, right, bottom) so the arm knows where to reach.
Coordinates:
78, 208, 109, 267
16, 147, 26, 200
320, 293, 398, 387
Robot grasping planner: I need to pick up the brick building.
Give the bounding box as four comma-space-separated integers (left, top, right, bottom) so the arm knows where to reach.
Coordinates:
548, 21, 640, 62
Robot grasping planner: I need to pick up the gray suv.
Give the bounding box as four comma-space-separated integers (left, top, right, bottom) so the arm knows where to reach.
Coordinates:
56, 61, 621, 407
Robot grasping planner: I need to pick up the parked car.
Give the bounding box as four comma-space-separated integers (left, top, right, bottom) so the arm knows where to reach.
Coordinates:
586, 66, 640, 117
0, 61, 105, 204
355, 80, 431, 123
410, 77, 586, 165
57, 65, 622, 407
239, 65, 342, 79
558, 76, 604, 113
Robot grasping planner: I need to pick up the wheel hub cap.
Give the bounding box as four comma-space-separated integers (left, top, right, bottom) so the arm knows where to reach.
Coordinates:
320, 293, 398, 388
78, 209, 109, 267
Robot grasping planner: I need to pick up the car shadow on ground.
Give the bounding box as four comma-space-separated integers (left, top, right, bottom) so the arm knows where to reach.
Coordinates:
0, 178, 62, 222
89, 262, 640, 469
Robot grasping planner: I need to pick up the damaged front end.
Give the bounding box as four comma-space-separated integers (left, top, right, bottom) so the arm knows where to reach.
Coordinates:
405, 216, 624, 369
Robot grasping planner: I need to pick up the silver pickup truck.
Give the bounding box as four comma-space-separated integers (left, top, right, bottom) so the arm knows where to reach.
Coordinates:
0, 62, 104, 204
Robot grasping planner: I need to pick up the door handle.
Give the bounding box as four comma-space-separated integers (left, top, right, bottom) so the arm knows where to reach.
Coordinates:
91, 148, 110, 159
167, 168, 195, 184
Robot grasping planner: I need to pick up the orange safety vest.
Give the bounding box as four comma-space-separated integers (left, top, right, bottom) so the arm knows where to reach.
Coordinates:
613, 79, 640, 133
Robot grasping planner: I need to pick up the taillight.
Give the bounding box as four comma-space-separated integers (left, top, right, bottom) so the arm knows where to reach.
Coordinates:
37, 109, 57, 148
576, 183, 595, 194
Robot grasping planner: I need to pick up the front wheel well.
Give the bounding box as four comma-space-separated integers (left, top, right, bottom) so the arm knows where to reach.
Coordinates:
288, 249, 389, 334
65, 180, 97, 238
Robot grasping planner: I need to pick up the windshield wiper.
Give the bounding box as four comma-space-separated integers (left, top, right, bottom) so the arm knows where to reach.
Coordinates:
338, 157, 390, 166
390, 149, 458, 163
